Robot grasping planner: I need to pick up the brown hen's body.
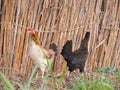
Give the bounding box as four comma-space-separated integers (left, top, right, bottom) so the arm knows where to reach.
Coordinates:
28, 29, 57, 78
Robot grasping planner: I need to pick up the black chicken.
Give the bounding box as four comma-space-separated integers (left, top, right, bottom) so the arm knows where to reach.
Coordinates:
61, 32, 90, 73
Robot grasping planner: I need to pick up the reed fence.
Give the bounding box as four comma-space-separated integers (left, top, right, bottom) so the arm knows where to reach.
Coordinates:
0, 0, 120, 76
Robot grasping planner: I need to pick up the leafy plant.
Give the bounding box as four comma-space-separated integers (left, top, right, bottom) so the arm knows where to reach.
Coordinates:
98, 67, 116, 73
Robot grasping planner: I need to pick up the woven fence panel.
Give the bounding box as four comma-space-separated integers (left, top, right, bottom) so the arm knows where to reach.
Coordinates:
0, 0, 120, 76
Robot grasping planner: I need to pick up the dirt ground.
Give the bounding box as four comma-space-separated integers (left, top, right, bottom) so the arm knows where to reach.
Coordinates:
0, 69, 120, 90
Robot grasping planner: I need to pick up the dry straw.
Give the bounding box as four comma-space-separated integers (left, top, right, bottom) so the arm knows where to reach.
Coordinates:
0, 0, 119, 76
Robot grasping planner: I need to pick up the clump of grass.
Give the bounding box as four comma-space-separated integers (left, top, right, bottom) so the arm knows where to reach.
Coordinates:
116, 70, 120, 81
0, 63, 66, 90
40, 59, 66, 90
89, 78, 114, 90
0, 71, 14, 90
0, 49, 66, 90
114, 70, 120, 89
67, 73, 114, 90
0, 64, 119, 90
17, 64, 38, 90
40, 59, 54, 90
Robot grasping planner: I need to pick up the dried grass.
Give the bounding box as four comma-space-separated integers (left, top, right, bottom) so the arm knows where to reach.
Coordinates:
0, 0, 120, 76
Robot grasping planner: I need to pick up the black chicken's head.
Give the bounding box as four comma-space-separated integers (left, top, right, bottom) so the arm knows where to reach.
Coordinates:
85, 32, 90, 40
80, 32, 90, 48
49, 43, 57, 55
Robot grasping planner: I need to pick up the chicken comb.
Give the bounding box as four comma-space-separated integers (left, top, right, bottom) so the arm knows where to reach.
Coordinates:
28, 28, 35, 35
84, 29, 90, 32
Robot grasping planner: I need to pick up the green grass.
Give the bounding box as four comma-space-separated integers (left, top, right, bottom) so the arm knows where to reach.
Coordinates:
0, 68, 120, 90
17, 64, 38, 90
0, 71, 14, 90
66, 70, 120, 90
67, 77, 114, 90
